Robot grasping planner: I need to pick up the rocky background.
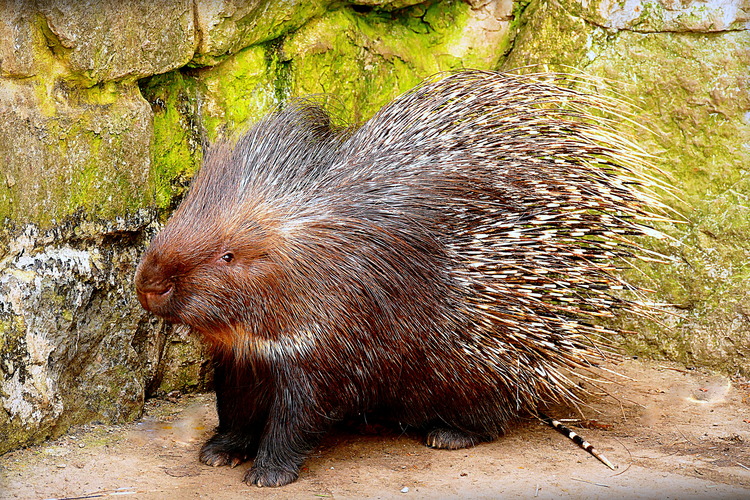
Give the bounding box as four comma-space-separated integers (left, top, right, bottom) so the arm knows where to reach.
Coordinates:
0, 0, 748, 454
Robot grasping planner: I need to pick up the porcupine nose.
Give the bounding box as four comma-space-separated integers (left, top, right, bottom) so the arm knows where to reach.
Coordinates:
135, 281, 173, 313
134, 254, 174, 315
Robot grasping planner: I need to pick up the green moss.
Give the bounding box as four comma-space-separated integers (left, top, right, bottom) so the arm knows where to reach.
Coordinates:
190, 0, 327, 67
0, 178, 12, 222
139, 72, 203, 209
194, 44, 280, 139
130, 0, 517, 212
138, 45, 279, 212
59, 307, 74, 323
0, 318, 7, 347
583, 31, 750, 305
0, 316, 25, 354
67, 138, 102, 213
156, 338, 208, 395
501, 0, 594, 72
282, 1, 505, 123
1, 77, 152, 226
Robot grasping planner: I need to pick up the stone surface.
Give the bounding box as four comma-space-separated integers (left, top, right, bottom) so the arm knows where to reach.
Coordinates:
0, 214, 210, 455
0, 1, 204, 454
0, 79, 153, 225
572, 0, 750, 32
187, 44, 281, 139
350, 0, 427, 9
191, 0, 459, 67
192, 0, 326, 66
591, 30, 750, 375
0, 2, 38, 78
138, 71, 204, 209
281, 0, 512, 123
37, 0, 195, 84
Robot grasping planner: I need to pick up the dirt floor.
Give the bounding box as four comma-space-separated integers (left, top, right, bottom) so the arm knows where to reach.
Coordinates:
1, 359, 749, 500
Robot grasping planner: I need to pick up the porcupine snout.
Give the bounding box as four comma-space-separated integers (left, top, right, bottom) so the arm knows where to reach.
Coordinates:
134, 250, 176, 317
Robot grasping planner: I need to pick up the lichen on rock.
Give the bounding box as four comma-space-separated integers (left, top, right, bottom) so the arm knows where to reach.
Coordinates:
36, 0, 196, 85
0, 79, 153, 226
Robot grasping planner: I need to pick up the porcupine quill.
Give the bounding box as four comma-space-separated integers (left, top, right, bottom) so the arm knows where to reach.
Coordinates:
541, 414, 617, 470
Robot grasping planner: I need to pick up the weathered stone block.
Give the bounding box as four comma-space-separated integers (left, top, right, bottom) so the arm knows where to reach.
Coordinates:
0, 215, 210, 455
572, 0, 750, 32
0, 1, 38, 77
0, 79, 152, 225
36, 0, 196, 84
192, 0, 326, 66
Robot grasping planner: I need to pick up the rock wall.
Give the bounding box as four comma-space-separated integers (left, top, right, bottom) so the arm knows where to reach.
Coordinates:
1, 0, 748, 454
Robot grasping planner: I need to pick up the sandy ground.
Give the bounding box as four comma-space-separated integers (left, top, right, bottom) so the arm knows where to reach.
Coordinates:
1, 359, 749, 500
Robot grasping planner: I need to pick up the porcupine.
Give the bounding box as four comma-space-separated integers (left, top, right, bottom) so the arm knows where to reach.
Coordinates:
135, 70, 666, 487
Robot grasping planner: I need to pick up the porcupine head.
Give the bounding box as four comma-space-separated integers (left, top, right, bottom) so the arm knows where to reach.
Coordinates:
135, 72, 662, 487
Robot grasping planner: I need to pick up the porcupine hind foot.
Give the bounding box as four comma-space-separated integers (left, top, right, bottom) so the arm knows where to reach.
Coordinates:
425, 428, 492, 450
199, 432, 256, 468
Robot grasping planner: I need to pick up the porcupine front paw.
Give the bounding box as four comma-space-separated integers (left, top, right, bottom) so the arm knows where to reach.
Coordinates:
425, 428, 490, 450
243, 465, 299, 487
199, 433, 252, 468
